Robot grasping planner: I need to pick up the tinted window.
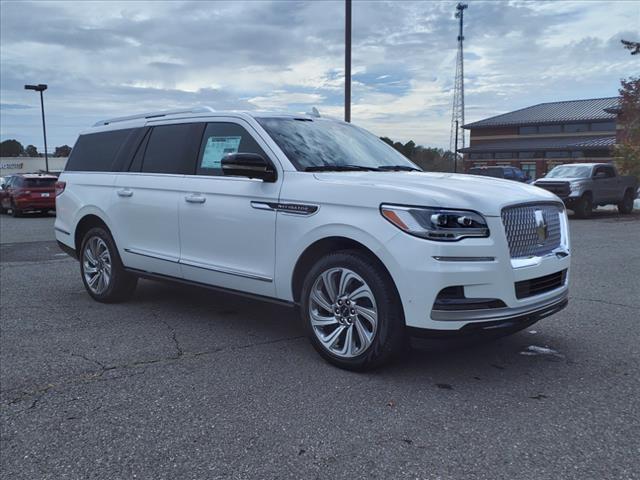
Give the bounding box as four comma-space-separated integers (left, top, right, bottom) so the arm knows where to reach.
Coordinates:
595, 165, 615, 178
519, 126, 537, 135
518, 151, 535, 158
197, 123, 269, 176
495, 152, 513, 159
539, 124, 562, 134
66, 128, 134, 172
141, 123, 203, 174
23, 178, 56, 187
469, 167, 504, 178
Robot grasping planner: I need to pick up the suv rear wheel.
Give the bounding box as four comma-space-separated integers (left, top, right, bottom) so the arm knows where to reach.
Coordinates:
300, 250, 405, 370
617, 190, 635, 214
80, 226, 137, 303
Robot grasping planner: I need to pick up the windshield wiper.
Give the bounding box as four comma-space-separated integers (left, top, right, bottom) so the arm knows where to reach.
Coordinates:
304, 164, 380, 172
377, 165, 422, 172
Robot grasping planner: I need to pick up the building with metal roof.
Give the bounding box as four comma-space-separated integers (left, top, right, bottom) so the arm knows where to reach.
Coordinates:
460, 97, 619, 179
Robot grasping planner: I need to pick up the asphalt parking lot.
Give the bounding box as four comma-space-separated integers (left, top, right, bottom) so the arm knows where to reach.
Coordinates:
1, 210, 639, 480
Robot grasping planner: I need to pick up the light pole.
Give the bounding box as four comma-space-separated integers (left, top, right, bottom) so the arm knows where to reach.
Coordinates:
24, 84, 49, 173
345, 0, 352, 123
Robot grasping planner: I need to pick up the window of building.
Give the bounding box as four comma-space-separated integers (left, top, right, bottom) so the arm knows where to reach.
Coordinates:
545, 151, 570, 158
521, 163, 536, 180
495, 152, 514, 159
571, 151, 584, 158
564, 123, 589, 133
480, 153, 493, 159
141, 123, 204, 174
539, 124, 563, 134
590, 122, 616, 132
519, 126, 537, 135
196, 122, 269, 176
518, 151, 535, 159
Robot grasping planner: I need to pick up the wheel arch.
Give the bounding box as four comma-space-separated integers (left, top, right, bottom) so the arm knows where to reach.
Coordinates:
290, 236, 401, 308
74, 212, 112, 257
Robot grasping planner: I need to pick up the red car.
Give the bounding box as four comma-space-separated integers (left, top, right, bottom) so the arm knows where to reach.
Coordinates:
0, 173, 57, 217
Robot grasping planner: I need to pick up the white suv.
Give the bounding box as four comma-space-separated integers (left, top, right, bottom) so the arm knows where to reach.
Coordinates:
55, 107, 570, 370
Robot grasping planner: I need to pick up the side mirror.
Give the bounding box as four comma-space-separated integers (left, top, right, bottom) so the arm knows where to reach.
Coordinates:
593, 171, 607, 179
221, 153, 277, 182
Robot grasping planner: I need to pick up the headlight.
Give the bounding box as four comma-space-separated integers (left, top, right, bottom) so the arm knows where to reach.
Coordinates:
380, 204, 489, 241
569, 181, 582, 191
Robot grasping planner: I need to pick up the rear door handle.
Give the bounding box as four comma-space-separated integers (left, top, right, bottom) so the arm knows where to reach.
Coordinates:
185, 194, 206, 204
117, 189, 133, 198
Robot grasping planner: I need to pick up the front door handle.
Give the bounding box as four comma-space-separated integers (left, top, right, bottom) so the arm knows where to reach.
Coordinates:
185, 194, 206, 204
117, 188, 133, 198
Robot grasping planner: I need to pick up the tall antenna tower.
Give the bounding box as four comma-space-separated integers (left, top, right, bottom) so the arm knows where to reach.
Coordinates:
449, 3, 468, 157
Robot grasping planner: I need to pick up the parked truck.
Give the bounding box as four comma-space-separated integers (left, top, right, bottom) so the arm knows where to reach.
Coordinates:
534, 163, 637, 218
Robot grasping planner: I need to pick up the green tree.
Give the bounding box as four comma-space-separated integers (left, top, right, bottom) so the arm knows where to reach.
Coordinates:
25, 145, 39, 157
614, 76, 640, 179
0, 139, 24, 157
54, 145, 72, 157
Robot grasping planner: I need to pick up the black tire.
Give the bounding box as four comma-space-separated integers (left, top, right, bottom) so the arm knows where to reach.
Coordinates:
573, 193, 592, 218
617, 190, 635, 214
10, 202, 21, 218
79, 226, 138, 303
300, 250, 405, 371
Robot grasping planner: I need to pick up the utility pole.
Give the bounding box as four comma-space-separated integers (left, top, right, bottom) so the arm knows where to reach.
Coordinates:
24, 83, 49, 173
449, 3, 468, 159
345, 0, 352, 123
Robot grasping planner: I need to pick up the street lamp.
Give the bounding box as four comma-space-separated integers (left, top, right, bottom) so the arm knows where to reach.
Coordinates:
24, 83, 49, 173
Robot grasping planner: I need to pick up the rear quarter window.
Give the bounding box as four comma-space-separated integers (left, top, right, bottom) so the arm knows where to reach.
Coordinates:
65, 128, 136, 172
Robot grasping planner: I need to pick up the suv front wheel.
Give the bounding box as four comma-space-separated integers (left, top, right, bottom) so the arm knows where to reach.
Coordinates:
300, 250, 405, 370
80, 227, 137, 303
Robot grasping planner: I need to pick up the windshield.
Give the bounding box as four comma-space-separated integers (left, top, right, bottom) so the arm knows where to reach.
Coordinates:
469, 167, 504, 178
545, 165, 591, 178
256, 117, 421, 171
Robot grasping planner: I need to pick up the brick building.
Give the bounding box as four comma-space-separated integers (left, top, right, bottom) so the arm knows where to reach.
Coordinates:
460, 97, 619, 179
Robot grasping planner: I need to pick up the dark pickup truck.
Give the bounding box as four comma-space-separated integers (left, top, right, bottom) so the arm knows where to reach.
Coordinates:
534, 163, 637, 218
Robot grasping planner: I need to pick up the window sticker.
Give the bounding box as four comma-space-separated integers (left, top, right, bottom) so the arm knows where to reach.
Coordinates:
201, 136, 242, 168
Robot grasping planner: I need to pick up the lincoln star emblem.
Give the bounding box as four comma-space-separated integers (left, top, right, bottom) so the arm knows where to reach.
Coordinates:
534, 210, 548, 244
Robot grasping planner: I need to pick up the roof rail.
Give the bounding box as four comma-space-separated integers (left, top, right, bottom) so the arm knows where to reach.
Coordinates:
93, 106, 216, 127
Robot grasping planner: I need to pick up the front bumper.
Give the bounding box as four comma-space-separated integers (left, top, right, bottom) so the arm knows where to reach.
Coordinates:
408, 290, 568, 337
380, 212, 571, 332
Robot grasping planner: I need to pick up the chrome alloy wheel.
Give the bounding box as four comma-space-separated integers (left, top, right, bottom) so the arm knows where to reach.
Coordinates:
83, 237, 112, 295
309, 267, 378, 358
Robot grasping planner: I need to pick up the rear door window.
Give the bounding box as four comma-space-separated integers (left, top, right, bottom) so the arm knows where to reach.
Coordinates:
141, 123, 204, 174
66, 128, 135, 172
196, 122, 268, 176
23, 178, 56, 188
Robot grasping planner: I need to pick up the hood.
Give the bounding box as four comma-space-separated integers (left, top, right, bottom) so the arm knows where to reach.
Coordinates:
313, 171, 560, 216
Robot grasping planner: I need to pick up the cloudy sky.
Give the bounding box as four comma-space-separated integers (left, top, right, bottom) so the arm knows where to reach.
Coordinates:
1, 0, 638, 151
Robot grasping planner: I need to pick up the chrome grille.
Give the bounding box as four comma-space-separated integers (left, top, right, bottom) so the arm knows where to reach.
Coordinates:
501, 203, 563, 258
